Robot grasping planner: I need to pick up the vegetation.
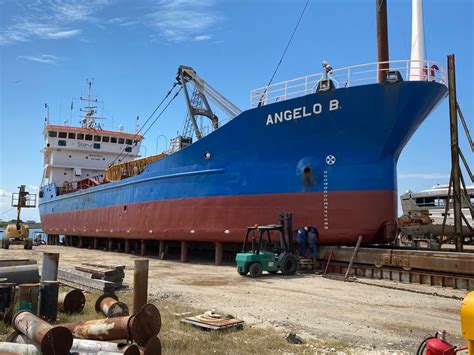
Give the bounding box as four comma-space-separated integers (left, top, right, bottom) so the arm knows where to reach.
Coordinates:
1, 289, 352, 354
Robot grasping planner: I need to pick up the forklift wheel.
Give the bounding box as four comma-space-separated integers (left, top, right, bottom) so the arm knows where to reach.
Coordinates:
249, 263, 263, 278
2, 238, 10, 249
24, 238, 33, 250
281, 254, 298, 275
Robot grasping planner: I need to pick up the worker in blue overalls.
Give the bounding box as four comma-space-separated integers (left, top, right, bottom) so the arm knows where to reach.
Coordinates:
307, 226, 319, 259
296, 227, 308, 258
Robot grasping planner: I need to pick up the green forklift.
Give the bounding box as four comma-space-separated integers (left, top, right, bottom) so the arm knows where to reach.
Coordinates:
235, 212, 298, 277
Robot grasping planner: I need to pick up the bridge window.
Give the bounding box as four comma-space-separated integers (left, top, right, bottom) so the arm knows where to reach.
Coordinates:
58, 132, 67, 138
118, 138, 125, 144
125, 146, 132, 152
93, 143, 101, 149
48, 131, 57, 137
68, 132, 76, 139
58, 140, 66, 146
77, 133, 84, 140
111, 137, 117, 143
85, 134, 92, 141
126, 139, 132, 145
94, 135, 101, 142
133, 140, 139, 144
102, 136, 110, 142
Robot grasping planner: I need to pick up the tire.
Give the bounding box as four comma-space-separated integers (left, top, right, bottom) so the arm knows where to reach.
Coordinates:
3, 238, 10, 250
281, 254, 298, 275
25, 238, 33, 250
248, 263, 263, 278
238, 269, 248, 276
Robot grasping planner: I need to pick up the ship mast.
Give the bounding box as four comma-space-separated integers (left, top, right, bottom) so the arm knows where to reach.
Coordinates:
376, 0, 390, 83
79, 79, 102, 129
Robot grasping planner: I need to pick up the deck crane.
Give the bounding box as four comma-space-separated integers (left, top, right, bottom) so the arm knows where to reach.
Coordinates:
176, 66, 242, 140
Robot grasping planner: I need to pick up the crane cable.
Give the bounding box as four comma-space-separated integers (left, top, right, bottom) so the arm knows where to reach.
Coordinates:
110, 82, 178, 166
258, 0, 310, 106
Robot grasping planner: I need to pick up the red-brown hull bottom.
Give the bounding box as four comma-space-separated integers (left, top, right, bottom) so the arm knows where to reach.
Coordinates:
41, 191, 397, 245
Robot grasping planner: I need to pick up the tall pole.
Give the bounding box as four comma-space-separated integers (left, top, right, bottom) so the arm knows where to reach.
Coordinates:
447, 54, 463, 252
376, 0, 390, 82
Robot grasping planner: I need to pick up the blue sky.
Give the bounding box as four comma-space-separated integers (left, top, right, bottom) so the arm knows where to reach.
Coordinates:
0, 0, 472, 222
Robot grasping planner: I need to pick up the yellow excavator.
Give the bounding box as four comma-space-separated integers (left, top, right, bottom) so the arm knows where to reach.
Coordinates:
1, 185, 36, 250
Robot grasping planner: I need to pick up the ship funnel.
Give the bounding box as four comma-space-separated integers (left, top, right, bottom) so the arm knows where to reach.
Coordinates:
409, 0, 426, 81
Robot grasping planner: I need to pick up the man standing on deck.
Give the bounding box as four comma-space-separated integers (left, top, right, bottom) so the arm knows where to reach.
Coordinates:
296, 227, 308, 258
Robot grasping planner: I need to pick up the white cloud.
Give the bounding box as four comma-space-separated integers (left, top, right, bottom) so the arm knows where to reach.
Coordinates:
18, 54, 63, 64
0, 0, 111, 45
194, 35, 211, 41
399, 173, 450, 180
29, 185, 39, 190
148, 0, 220, 42
0, 189, 11, 198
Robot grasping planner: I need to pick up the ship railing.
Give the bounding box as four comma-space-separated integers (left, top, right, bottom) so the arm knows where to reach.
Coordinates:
55, 175, 104, 196
250, 59, 447, 108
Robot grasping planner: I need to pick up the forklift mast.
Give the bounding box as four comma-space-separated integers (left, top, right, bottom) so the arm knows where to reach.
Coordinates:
279, 212, 293, 253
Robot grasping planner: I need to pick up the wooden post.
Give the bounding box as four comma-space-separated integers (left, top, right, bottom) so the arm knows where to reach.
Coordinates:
344, 236, 363, 280
376, 0, 389, 82
158, 241, 165, 260
133, 259, 149, 314
93, 238, 98, 250
215, 242, 223, 266
447, 54, 463, 252
124, 239, 130, 253
78, 237, 83, 249
323, 251, 333, 276
107, 239, 113, 252
180, 241, 188, 263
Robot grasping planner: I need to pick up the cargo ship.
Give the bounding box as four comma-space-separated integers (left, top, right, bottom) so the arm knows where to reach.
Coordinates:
39, 1, 448, 246
38, 60, 447, 246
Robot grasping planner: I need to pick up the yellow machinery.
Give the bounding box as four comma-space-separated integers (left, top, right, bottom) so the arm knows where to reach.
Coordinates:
1, 185, 36, 250
105, 153, 167, 182
461, 292, 474, 355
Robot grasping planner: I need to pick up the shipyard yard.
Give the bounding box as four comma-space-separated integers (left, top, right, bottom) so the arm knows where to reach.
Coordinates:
2, 245, 468, 353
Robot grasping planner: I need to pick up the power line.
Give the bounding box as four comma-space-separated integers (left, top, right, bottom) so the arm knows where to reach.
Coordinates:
259, 0, 310, 106
110, 82, 178, 166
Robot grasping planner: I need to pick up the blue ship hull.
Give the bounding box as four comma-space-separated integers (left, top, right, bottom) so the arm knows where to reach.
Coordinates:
39, 80, 447, 245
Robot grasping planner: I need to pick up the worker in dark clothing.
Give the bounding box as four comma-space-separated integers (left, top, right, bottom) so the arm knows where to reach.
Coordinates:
307, 226, 319, 258
296, 227, 308, 258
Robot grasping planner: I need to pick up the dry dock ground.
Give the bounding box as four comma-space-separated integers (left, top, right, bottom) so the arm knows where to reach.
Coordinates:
2, 245, 469, 353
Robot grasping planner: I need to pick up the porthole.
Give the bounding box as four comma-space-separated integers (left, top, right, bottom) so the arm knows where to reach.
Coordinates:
204, 151, 211, 160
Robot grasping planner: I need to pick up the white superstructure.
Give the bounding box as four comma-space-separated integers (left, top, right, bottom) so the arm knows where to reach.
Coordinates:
40, 80, 142, 188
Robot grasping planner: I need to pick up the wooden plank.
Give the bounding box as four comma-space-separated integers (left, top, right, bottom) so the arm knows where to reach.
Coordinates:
57, 269, 119, 293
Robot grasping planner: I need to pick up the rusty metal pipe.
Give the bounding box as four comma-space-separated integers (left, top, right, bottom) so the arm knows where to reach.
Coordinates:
41, 252, 59, 281
58, 289, 85, 313
133, 259, 149, 314
13, 310, 73, 354
38, 281, 59, 322
0, 342, 41, 354
62, 303, 161, 347
8, 331, 139, 355
95, 293, 129, 318
0, 264, 39, 284
71, 338, 139, 355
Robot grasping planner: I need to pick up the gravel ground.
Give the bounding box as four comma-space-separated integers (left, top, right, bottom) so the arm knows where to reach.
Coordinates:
3, 245, 469, 353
